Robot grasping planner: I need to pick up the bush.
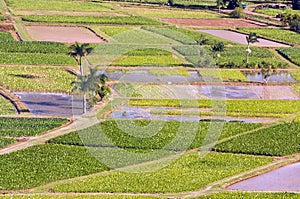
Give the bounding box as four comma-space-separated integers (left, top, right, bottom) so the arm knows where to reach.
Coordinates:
230, 7, 245, 18
211, 42, 225, 52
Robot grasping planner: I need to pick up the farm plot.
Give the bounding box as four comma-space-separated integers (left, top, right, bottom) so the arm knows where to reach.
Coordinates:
116, 84, 299, 100
22, 15, 163, 25
50, 152, 272, 193
0, 195, 161, 199
49, 120, 262, 151
128, 99, 300, 118
254, 8, 300, 17
199, 30, 289, 47
202, 192, 300, 199
215, 122, 300, 156
0, 94, 16, 115
238, 28, 300, 45
277, 48, 300, 66
0, 117, 68, 137
0, 138, 16, 148
0, 144, 108, 190
0, 31, 14, 41
25, 26, 105, 43
159, 18, 263, 28
0, 66, 75, 92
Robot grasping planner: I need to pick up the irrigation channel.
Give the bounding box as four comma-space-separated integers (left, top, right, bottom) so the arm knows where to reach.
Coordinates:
198, 30, 290, 47
228, 161, 300, 191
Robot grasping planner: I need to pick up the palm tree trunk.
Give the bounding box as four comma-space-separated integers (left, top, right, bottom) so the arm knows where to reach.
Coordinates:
79, 57, 86, 113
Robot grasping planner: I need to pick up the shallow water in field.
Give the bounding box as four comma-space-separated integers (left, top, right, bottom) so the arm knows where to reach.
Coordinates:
14, 92, 84, 116
245, 72, 297, 83
228, 162, 300, 191
108, 106, 268, 123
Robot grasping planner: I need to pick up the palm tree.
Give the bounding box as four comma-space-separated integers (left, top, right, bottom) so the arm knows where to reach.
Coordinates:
68, 42, 94, 76
245, 32, 259, 65
216, 0, 224, 13
68, 42, 94, 113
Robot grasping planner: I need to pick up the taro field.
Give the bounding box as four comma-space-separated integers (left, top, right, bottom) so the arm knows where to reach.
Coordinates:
0, 0, 299, 198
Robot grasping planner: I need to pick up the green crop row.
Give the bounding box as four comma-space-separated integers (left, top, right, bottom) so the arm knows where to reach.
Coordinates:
0, 95, 16, 115
215, 122, 300, 156
125, 48, 172, 56
238, 28, 300, 45
0, 144, 108, 190
50, 152, 272, 193
198, 69, 248, 81
254, 8, 300, 17
143, 26, 197, 45
277, 47, 300, 66
7, 0, 112, 12
98, 26, 134, 37
0, 195, 162, 199
128, 99, 300, 114
0, 66, 75, 92
0, 41, 69, 54
112, 55, 187, 67
149, 69, 190, 76
0, 52, 77, 66
0, 32, 14, 41
290, 71, 300, 81
0, 117, 68, 137
22, 15, 163, 25
0, 138, 16, 149
49, 120, 262, 151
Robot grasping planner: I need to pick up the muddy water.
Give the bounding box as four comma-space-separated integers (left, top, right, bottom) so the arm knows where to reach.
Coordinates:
14, 92, 84, 116
228, 162, 300, 191
199, 30, 289, 47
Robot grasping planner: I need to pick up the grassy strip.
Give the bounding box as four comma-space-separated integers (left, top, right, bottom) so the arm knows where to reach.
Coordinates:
0, 52, 76, 66
0, 138, 16, 148
0, 32, 14, 41
0, 41, 69, 53
198, 70, 248, 81
128, 99, 300, 114
0, 95, 16, 115
49, 120, 262, 151
151, 110, 285, 118
0, 66, 75, 92
0, 144, 108, 190
277, 48, 300, 66
98, 25, 134, 37
7, 0, 112, 12
149, 69, 190, 76
202, 192, 300, 199
50, 152, 272, 193
0, 195, 162, 199
22, 15, 163, 25
237, 28, 300, 45
0, 117, 68, 137
215, 122, 300, 156
254, 8, 300, 17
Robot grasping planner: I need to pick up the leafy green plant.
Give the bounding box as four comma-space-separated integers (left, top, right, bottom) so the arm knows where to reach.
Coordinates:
0, 95, 16, 115
215, 122, 300, 156
0, 138, 16, 149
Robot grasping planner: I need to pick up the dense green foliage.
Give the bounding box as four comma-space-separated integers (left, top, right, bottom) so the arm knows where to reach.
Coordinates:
0, 32, 14, 41
202, 192, 300, 199
22, 15, 163, 25
51, 152, 272, 193
0, 138, 16, 148
215, 122, 300, 156
238, 28, 300, 45
0, 117, 68, 137
0, 66, 75, 92
277, 47, 300, 66
0, 95, 16, 115
7, 0, 112, 12
49, 120, 262, 151
0, 41, 69, 54
0, 52, 76, 65
0, 144, 108, 190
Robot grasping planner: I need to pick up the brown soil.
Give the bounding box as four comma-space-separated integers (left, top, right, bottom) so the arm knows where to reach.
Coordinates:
25, 25, 105, 43
0, 23, 14, 31
159, 18, 265, 28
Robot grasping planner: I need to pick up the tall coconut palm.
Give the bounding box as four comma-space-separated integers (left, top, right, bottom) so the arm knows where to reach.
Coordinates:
68, 42, 94, 113
245, 32, 259, 65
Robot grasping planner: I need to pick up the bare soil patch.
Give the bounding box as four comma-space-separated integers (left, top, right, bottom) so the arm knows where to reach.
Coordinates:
25, 25, 105, 43
0, 23, 14, 31
159, 18, 264, 28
